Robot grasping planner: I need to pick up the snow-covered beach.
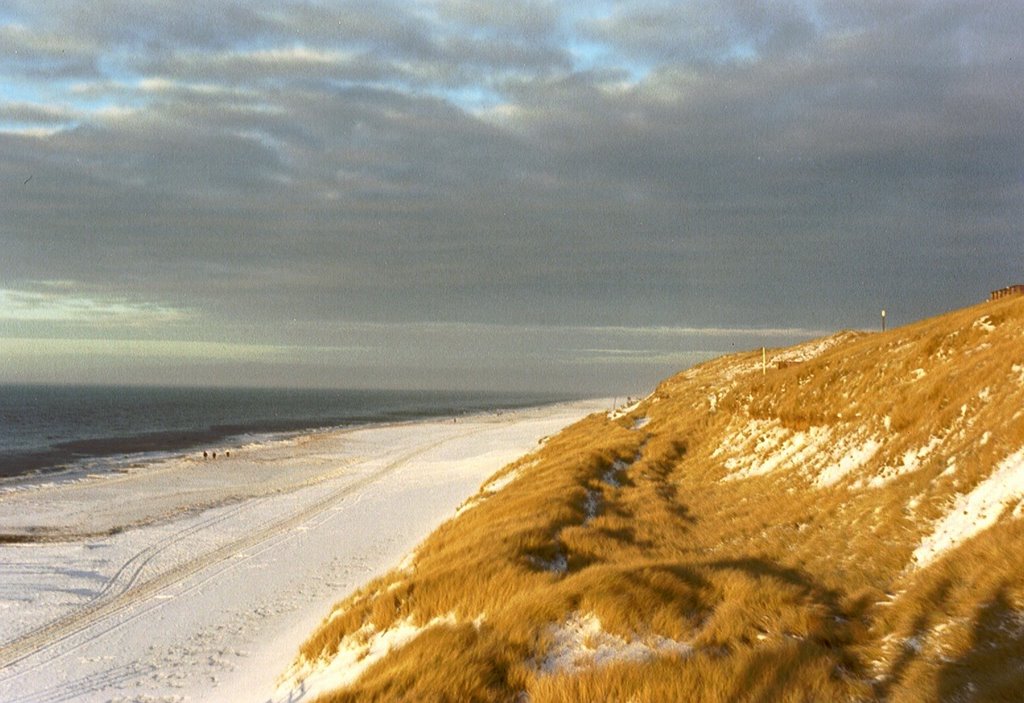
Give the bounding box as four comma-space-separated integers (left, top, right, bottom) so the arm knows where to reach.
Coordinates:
0, 399, 607, 703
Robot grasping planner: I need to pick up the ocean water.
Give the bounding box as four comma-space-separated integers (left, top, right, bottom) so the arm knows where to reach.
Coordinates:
0, 385, 572, 480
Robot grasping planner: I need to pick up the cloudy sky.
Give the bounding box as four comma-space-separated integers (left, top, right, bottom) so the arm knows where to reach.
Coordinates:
1, 1, 1021, 393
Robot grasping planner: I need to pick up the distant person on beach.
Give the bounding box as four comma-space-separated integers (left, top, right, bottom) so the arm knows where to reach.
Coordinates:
203, 451, 208, 459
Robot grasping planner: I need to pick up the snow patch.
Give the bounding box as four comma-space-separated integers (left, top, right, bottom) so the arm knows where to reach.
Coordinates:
583, 489, 601, 523
714, 418, 775, 460
396, 550, 417, 573
912, 447, 1024, 568
906, 495, 922, 516
602, 460, 627, 488
772, 333, 849, 365
482, 469, 520, 494
869, 436, 943, 487
940, 456, 958, 478
719, 360, 761, 383
277, 613, 457, 700
456, 467, 526, 517
532, 552, 568, 574
538, 612, 691, 675
725, 425, 829, 481
608, 396, 649, 421
973, 315, 996, 333
632, 417, 650, 430
817, 437, 883, 488
717, 418, 889, 487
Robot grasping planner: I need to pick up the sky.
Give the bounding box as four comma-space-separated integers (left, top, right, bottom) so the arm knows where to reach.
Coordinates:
1, 1, 1022, 394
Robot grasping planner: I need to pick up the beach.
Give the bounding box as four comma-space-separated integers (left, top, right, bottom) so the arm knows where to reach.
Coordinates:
0, 399, 607, 703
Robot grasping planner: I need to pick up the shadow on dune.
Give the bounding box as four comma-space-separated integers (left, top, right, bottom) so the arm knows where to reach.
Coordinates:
704, 557, 874, 703
936, 587, 1024, 702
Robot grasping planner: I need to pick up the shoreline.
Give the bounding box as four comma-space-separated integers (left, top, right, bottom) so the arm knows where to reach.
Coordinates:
0, 397, 587, 493
0, 386, 581, 482
0, 397, 611, 702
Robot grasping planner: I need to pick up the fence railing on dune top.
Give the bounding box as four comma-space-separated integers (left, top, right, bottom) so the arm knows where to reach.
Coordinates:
989, 284, 1024, 301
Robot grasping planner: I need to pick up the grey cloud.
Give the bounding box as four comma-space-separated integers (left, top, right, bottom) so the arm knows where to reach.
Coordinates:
58, 1, 274, 51
504, 4, 1024, 210
434, 0, 559, 36
0, 101, 79, 125
584, 1, 818, 65
0, 23, 99, 78
3, 1, 1023, 393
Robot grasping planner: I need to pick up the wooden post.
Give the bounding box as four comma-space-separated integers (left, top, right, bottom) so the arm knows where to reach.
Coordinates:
762, 346, 766, 376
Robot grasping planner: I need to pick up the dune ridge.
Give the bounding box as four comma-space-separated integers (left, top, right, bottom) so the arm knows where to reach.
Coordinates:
281, 295, 1024, 702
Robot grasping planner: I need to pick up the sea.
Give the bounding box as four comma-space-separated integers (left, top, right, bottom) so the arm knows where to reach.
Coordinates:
0, 385, 573, 481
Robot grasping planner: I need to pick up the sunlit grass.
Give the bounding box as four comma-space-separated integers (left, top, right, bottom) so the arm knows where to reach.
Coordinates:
290, 296, 1024, 702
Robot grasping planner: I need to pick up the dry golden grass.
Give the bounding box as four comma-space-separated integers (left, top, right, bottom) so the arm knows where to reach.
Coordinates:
289, 295, 1024, 702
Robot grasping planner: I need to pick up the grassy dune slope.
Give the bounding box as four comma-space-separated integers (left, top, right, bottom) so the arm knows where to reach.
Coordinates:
285, 296, 1024, 702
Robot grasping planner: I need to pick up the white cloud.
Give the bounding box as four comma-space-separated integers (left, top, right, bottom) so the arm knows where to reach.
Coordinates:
0, 288, 189, 325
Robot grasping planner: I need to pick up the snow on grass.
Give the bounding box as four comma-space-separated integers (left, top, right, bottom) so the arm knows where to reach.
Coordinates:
602, 460, 627, 488
632, 417, 650, 430
455, 467, 528, 517
868, 436, 943, 488
940, 456, 958, 478
715, 416, 892, 488
482, 469, 521, 494
724, 424, 830, 481
276, 614, 457, 700
457, 460, 542, 517
912, 447, 1024, 568
532, 552, 568, 574
771, 332, 851, 365
1013, 364, 1024, 386
816, 436, 883, 488
906, 494, 923, 517
607, 396, 648, 421
713, 418, 773, 460
973, 315, 996, 333
537, 612, 691, 675
583, 489, 601, 523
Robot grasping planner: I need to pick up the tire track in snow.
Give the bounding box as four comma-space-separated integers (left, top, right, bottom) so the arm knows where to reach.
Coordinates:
0, 426, 486, 675
87, 454, 361, 607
